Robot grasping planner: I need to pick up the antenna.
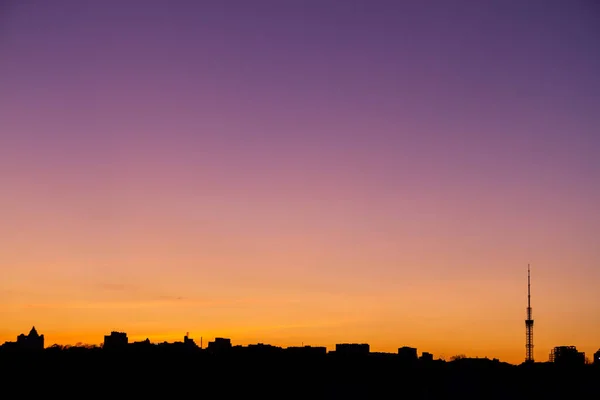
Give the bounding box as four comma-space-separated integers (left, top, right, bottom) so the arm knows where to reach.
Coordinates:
525, 264, 534, 363
528, 265, 531, 309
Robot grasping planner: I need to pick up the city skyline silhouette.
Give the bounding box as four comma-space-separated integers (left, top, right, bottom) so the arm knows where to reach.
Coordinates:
1, 324, 598, 398
2, 324, 597, 365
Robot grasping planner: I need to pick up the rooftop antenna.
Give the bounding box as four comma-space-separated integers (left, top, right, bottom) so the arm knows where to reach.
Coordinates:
525, 264, 534, 363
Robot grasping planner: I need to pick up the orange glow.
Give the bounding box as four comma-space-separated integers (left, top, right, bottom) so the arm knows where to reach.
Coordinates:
2, 261, 599, 364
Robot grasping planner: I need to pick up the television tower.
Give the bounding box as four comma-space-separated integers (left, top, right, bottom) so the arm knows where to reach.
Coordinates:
525, 264, 534, 363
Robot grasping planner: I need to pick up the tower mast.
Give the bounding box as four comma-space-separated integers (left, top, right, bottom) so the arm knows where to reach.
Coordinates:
525, 264, 534, 363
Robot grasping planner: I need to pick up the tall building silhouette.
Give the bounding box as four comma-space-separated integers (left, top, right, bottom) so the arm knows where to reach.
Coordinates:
525, 264, 534, 363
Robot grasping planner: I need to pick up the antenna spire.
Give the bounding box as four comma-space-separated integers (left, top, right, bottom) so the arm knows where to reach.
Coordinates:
527, 264, 531, 307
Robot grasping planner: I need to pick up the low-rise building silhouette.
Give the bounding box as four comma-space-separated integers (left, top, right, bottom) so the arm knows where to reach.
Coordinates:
130, 338, 152, 350
244, 343, 283, 356
335, 343, 370, 355
593, 349, 600, 365
398, 346, 418, 362
549, 346, 585, 366
420, 351, 434, 362
103, 331, 128, 350
207, 337, 232, 353
286, 345, 327, 357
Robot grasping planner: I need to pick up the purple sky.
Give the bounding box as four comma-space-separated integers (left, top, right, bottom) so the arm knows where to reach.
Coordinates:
0, 0, 599, 362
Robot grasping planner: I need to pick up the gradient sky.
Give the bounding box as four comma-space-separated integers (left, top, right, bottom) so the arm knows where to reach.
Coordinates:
1, 0, 599, 364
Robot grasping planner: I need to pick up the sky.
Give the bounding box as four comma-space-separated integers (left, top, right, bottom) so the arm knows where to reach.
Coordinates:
0, 0, 599, 364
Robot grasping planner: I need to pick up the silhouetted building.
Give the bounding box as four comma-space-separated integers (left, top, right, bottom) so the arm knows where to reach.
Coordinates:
420, 351, 434, 362
370, 352, 398, 361
335, 343, 370, 355
9, 326, 45, 350
129, 338, 151, 350
207, 337, 232, 353
398, 346, 418, 362
593, 349, 600, 365
287, 346, 327, 357
103, 331, 128, 350
245, 343, 283, 356
183, 334, 197, 348
549, 346, 585, 366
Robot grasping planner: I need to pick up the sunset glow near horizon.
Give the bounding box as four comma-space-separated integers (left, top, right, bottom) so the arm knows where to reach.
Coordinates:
1, 0, 599, 364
